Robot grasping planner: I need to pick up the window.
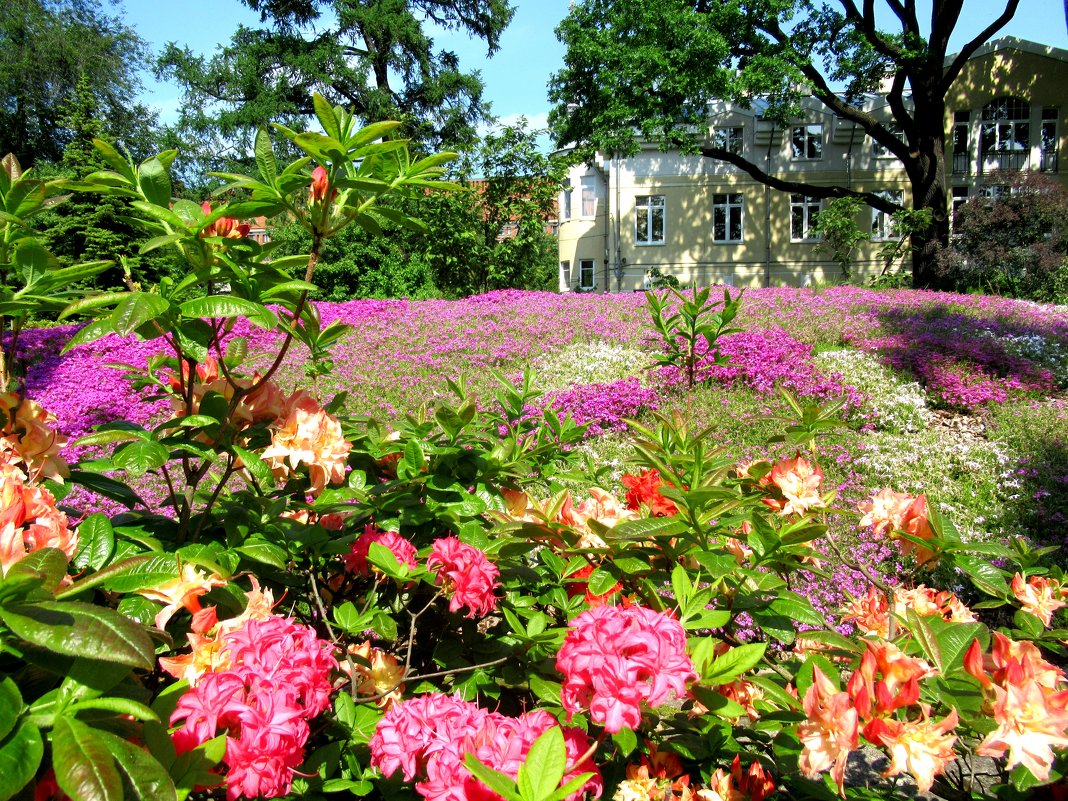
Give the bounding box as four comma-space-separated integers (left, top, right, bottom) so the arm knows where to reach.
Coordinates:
952, 112, 971, 175
578, 259, 595, 290
634, 195, 665, 245
498, 221, 518, 239
872, 124, 904, 157
712, 193, 744, 242
580, 176, 597, 217
790, 194, 821, 241
1041, 107, 1059, 172
871, 190, 903, 240
980, 97, 1030, 173
560, 187, 571, 221
560, 260, 571, 291
713, 126, 743, 155
791, 124, 823, 160
980, 184, 1013, 200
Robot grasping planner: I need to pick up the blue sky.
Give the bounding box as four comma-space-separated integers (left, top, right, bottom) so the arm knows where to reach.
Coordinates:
123, 0, 1067, 136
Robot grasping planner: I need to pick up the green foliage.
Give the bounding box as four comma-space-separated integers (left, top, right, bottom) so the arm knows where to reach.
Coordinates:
645, 285, 744, 389
812, 197, 867, 280
423, 121, 565, 297
156, 0, 514, 175
938, 173, 1068, 303
0, 0, 156, 167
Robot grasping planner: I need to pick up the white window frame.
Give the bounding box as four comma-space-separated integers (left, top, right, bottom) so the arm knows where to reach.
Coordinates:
713, 126, 743, 155
560, 260, 571, 291
712, 193, 744, 243
790, 194, 822, 242
578, 259, 596, 291
951, 186, 968, 232
872, 124, 904, 158
980, 97, 1030, 173
559, 187, 572, 221
1041, 107, 1059, 172
580, 176, 597, 218
871, 190, 904, 240
791, 124, 823, 160
634, 194, 666, 246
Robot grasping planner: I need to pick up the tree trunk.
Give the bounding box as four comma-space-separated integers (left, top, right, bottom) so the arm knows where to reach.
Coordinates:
908, 87, 954, 290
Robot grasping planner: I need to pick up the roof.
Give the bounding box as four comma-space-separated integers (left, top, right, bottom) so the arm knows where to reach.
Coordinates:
945, 36, 1068, 67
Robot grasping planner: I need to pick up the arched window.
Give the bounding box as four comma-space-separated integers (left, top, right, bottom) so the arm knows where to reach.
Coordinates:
980, 97, 1030, 173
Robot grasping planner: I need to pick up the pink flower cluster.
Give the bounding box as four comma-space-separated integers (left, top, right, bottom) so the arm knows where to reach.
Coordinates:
369, 693, 602, 801
170, 615, 338, 800
556, 605, 696, 733
343, 524, 418, 577
427, 536, 500, 617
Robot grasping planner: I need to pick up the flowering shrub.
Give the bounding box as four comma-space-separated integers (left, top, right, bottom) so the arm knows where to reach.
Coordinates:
3, 102, 1068, 801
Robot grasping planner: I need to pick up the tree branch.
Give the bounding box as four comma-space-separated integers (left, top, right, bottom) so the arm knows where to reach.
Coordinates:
695, 145, 903, 213
940, 0, 1022, 93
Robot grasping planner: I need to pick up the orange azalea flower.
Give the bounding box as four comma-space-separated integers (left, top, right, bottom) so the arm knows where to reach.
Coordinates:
698, 756, 775, 801
345, 641, 405, 709
857, 488, 914, 535
262, 390, 351, 495
762, 453, 825, 517
798, 666, 858, 795
841, 587, 890, 639
138, 563, 227, 631
893, 585, 977, 624
977, 678, 1068, 781
0, 457, 74, 577
1012, 573, 1066, 627
872, 707, 958, 793
199, 202, 249, 239
309, 165, 336, 204
0, 393, 68, 482
621, 469, 678, 517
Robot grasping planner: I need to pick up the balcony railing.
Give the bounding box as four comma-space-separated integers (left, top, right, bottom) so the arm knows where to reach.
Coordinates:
1040, 146, 1059, 173
951, 151, 971, 175
980, 149, 1029, 174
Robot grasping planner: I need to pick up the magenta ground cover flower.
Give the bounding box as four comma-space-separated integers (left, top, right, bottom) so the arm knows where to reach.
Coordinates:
556, 604, 696, 732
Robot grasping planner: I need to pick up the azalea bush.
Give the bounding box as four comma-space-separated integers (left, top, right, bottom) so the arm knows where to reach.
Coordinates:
2, 97, 1068, 801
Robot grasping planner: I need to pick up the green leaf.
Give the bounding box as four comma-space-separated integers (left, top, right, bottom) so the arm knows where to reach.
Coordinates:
905, 608, 944, 674
0, 678, 21, 741
111, 293, 169, 337
57, 553, 178, 598
768, 597, 824, 628
235, 540, 288, 569
62, 319, 115, 351
517, 727, 566, 801
0, 718, 43, 801
136, 157, 172, 208
68, 469, 144, 508
671, 562, 692, 607
113, 440, 169, 476
254, 127, 277, 185
954, 554, 1011, 598
0, 600, 154, 668
701, 642, 766, 685
97, 730, 178, 801
179, 296, 278, 330
604, 516, 688, 542
464, 754, 520, 801
5, 547, 69, 592
585, 568, 618, 596
52, 717, 122, 801
231, 446, 276, 491
611, 726, 638, 757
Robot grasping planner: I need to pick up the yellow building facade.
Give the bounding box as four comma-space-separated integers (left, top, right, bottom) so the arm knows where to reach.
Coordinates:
557, 37, 1068, 292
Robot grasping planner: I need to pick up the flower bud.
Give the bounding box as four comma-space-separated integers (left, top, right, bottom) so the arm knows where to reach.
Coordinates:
310, 165, 335, 204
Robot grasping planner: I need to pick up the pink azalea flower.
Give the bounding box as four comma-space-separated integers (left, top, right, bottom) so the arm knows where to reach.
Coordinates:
344, 524, 418, 577
556, 604, 695, 733
427, 536, 500, 618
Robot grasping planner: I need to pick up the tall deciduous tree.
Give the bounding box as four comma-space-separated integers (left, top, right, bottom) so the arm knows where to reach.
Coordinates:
157, 0, 514, 165
548, 0, 1022, 289
0, 0, 152, 167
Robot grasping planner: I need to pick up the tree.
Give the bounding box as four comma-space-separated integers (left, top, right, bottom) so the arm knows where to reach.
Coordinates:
549, 0, 1023, 289
423, 121, 563, 296
0, 0, 153, 167
157, 0, 514, 168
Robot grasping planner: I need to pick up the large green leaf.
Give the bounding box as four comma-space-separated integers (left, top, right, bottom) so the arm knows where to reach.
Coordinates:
0, 600, 154, 668
254, 127, 278, 185
98, 730, 178, 801
5, 547, 69, 593
179, 296, 278, 329
58, 553, 178, 597
0, 678, 21, 741
701, 642, 767, 685
517, 727, 566, 801
111, 293, 170, 337
136, 157, 172, 209
113, 440, 169, 476
68, 469, 144, 508
0, 718, 42, 801
52, 717, 122, 801
72, 514, 115, 572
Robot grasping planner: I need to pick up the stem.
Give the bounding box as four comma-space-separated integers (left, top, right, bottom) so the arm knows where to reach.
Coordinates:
308, 568, 361, 699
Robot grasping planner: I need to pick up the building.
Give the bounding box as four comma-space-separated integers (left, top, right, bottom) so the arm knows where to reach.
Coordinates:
556, 37, 1068, 292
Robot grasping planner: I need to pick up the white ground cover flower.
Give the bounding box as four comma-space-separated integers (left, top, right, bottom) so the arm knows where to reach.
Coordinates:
974, 329, 1068, 387
530, 342, 653, 392
815, 349, 932, 433
851, 425, 1023, 543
